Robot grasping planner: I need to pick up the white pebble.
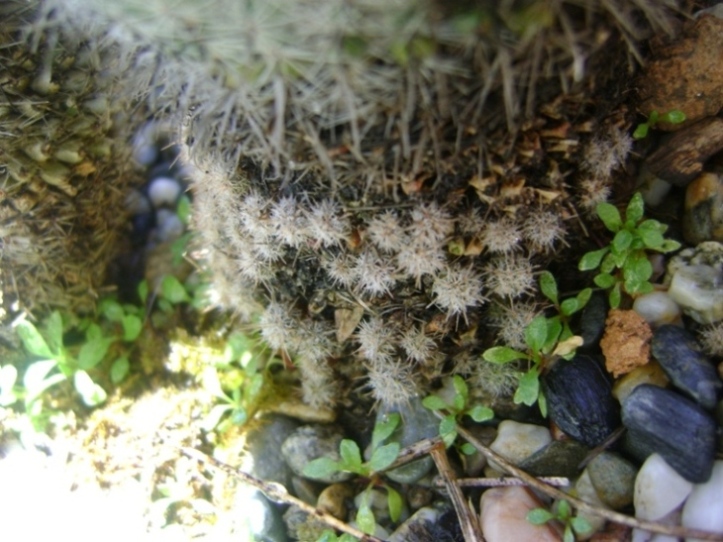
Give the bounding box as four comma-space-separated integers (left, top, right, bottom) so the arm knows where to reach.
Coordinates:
668, 264, 723, 324
147, 176, 182, 208
635, 453, 693, 521
488, 420, 551, 473
633, 291, 681, 326
632, 509, 681, 542
682, 461, 723, 541
480, 486, 561, 542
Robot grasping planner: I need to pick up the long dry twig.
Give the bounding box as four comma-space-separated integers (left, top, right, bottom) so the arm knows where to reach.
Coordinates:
454, 424, 723, 542
179, 447, 384, 542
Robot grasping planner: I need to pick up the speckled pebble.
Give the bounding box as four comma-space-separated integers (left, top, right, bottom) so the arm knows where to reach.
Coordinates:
587, 452, 637, 510
281, 425, 353, 484
488, 420, 551, 473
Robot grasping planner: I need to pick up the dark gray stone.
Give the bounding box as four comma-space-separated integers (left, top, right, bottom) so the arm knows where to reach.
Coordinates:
245, 414, 301, 488
281, 424, 353, 483
579, 292, 608, 352
622, 384, 717, 483
587, 452, 637, 510
651, 325, 722, 410
542, 355, 620, 448
518, 439, 590, 478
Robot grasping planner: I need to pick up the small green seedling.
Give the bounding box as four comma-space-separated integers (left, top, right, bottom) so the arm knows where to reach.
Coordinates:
527, 499, 593, 542
201, 333, 266, 432
482, 273, 588, 416
633, 109, 686, 139
422, 375, 494, 451
579, 192, 680, 308
303, 414, 403, 535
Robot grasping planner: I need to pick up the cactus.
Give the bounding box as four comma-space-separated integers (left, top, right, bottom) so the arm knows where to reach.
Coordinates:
3, 0, 679, 405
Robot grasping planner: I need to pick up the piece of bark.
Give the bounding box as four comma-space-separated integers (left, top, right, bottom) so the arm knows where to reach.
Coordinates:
645, 117, 723, 186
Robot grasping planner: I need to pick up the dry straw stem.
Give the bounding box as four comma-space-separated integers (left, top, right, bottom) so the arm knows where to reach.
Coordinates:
179, 446, 385, 542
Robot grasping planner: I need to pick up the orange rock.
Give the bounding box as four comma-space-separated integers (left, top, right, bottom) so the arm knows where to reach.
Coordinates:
600, 309, 653, 378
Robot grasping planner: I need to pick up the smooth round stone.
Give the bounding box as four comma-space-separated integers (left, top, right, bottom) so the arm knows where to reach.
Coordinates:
388, 507, 442, 542
587, 452, 638, 510
668, 263, 723, 324
612, 360, 669, 404
633, 291, 681, 327
632, 509, 682, 542
233, 486, 289, 542
682, 172, 723, 245
281, 425, 353, 483
488, 420, 551, 472
578, 293, 608, 351
153, 208, 185, 243
480, 486, 561, 542
317, 483, 353, 520
147, 176, 183, 208
542, 355, 620, 448
682, 460, 723, 539
651, 325, 722, 409
634, 453, 693, 521
622, 385, 717, 483
639, 166, 673, 207
376, 397, 438, 484
125, 189, 152, 215
518, 439, 590, 478
574, 469, 608, 536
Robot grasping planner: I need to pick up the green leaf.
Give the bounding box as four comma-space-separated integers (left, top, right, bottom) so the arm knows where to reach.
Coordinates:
468, 404, 494, 423
171, 233, 193, 266
571, 516, 593, 534
422, 395, 448, 411
303, 457, 340, 480
612, 229, 633, 253
339, 534, 357, 542
44, 311, 64, 355
110, 356, 130, 384
609, 283, 622, 309
526, 508, 554, 525
482, 346, 528, 364
539, 271, 558, 304
576, 288, 592, 311
161, 275, 191, 304
625, 192, 645, 225
369, 443, 400, 472
201, 403, 233, 432
544, 317, 563, 352
99, 298, 124, 323
578, 247, 609, 271
514, 369, 540, 407
600, 252, 617, 274
452, 392, 465, 412
460, 443, 476, 455
387, 487, 404, 523
538, 389, 548, 418
648, 110, 660, 125
246, 373, 264, 401
594, 273, 617, 289
339, 439, 362, 470
452, 375, 468, 404
524, 315, 548, 353
176, 195, 192, 224
660, 239, 681, 253
633, 123, 649, 140
122, 314, 143, 342
230, 407, 248, 426
596, 202, 622, 232
661, 109, 686, 124
138, 280, 149, 304
440, 414, 458, 447
73, 370, 107, 407
316, 530, 337, 542
78, 335, 113, 370
16, 319, 54, 358
557, 499, 572, 519
356, 492, 376, 535
624, 252, 653, 285
442, 430, 457, 448
563, 525, 575, 542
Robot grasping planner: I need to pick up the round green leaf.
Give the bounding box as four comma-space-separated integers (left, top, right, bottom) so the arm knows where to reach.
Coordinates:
539, 271, 558, 304
571, 516, 593, 534
369, 443, 400, 472
632, 123, 649, 139
557, 499, 572, 519
526, 508, 554, 525
356, 494, 376, 535
422, 395, 448, 411
452, 374, 468, 402
161, 275, 190, 304
609, 283, 622, 309
612, 229, 633, 252
386, 487, 404, 523
16, 320, 53, 359
578, 247, 609, 271
339, 439, 362, 470
514, 369, 539, 407
303, 457, 340, 480
468, 404, 494, 423
524, 315, 548, 353
99, 298, 124, 322
593, 273, 616, 289
110, 356, 130, 384
596, 202, 622, 232
483, 346, 528, 364
662, 109, 686, 124
560, 298, 578, 317
563, 525, 575, 542
624, 253, 653, 284
625, 192, 645, 225
78, 336, 114, 370
460, 443, 476, 456
122, 314, 143, 342
660, 239, 682, 253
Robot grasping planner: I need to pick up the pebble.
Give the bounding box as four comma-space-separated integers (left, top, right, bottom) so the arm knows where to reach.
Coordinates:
587, 452, 637, 510
578, 292, 608, 352
388, 506, 442, 542
682, 172, 723, 245
632, 509, 682, 542
317, 483, 353, 520
153, 208, 185, 244
682, 460, 723, 540
376, 397, 438, 484
488, 420, 551, 473
622, 385, 717, 483
573, 469, 607, 537
632, 291, 681, 327
651, 325, 722, 410
233, 486, 289, 542
542, 355, 620, 448
281, 425, 353, 484
518, 439, 590, 479
147, 176, 183, 208
634, 453, 692, 521
480, 486, 561, 542
600, 309, 652, 378
666, 242, 723, 324
612, 360, 669, 404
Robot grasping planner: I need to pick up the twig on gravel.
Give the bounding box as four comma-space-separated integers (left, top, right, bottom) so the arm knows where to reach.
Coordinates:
179, 447, 385, 542
437, 476, 570, 488
454, 423, 723, 542
429, 442, 484, 542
